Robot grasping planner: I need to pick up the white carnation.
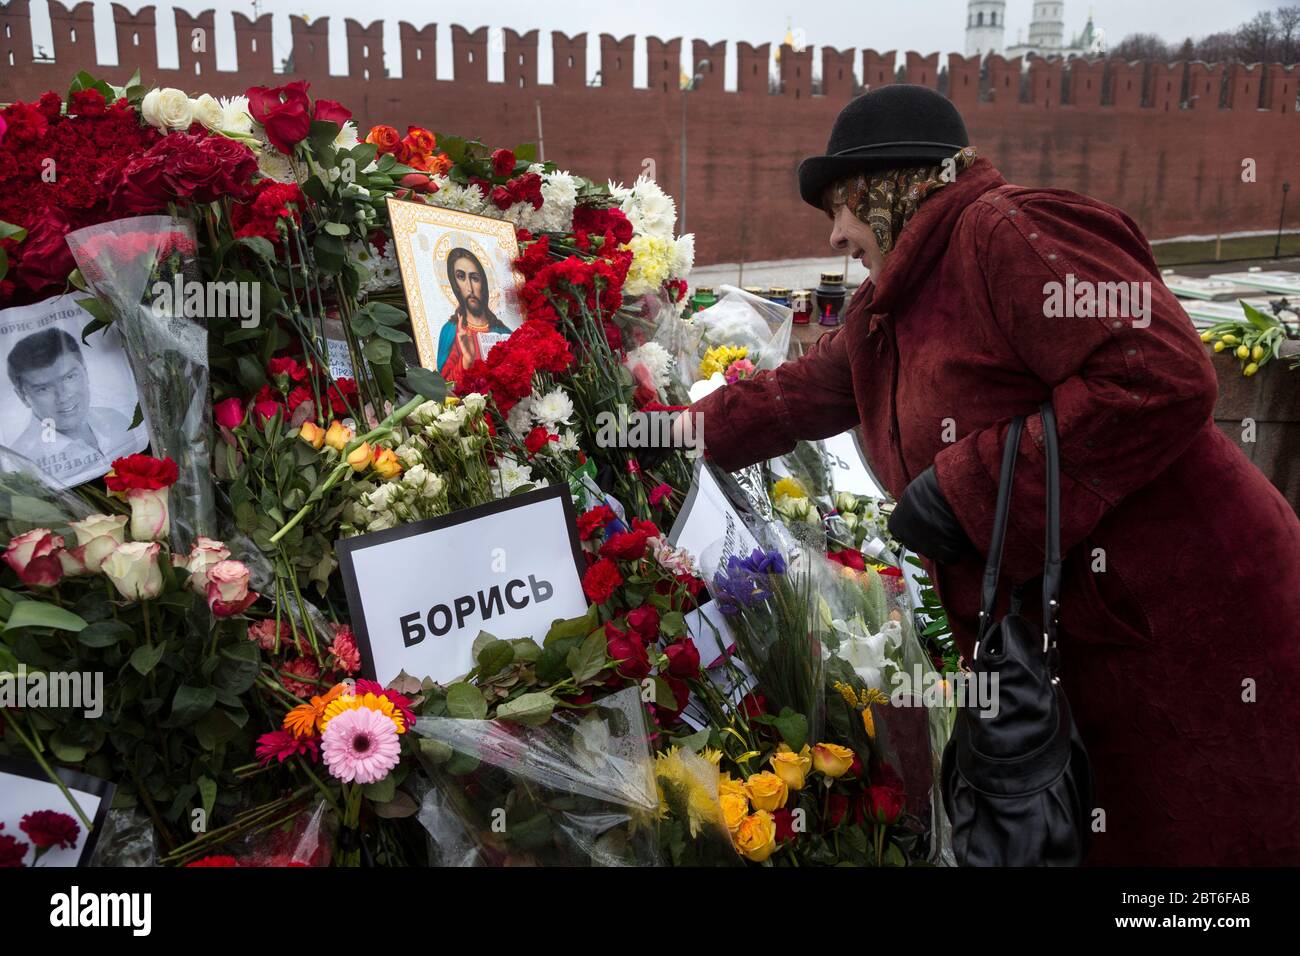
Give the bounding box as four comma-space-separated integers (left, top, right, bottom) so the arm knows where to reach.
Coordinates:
334, 121, 360, 151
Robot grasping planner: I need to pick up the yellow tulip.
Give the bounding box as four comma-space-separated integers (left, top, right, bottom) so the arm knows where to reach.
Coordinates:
1244, 362, 1259, 377
811, 742, 855, 778
1221, 334, 1238, 345
1199, 330, 1214, 342
734, 811, 777, 862
1213, 341, 1226, 353
1252, 345, 1264, 361
743, 771, 789, 812
324, 420, 353, 451
346, 441, 373, 472
372, 446, 402, 479
298, 421, 326, 450
1236, 345, 1250, 359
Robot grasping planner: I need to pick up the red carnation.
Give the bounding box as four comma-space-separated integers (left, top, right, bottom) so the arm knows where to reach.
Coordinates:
268, 355, 309, 383
582, 558, 623, 605
0, 826, 29, 867
19, 810, 80, 850
576, 504, 615, 541
105, 454, 179, 493
523, 425, 553, 456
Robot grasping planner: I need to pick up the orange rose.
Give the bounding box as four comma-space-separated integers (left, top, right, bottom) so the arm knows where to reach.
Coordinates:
405, 126, 436, 155
365, 124, 400, 155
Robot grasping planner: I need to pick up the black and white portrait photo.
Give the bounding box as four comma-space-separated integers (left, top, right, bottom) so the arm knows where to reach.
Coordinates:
0, 294, 147, 490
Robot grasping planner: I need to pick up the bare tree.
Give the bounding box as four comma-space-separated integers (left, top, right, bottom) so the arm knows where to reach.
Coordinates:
1236, 11, 1277, 62
1109, 5, 1300, 64
1276, 5, 1300, 62
1110, 33, 1172, 61
1194, 32, 1239, 62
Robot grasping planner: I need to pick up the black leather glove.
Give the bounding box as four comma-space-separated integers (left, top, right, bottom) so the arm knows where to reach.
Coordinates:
887, 465, 973, 564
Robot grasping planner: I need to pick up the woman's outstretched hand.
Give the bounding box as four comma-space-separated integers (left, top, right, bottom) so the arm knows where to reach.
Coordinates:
887, 465, 974, 564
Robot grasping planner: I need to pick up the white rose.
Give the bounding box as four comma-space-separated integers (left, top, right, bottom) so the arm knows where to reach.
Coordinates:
175, 536, 231, 595
126, 488, 170, 542
149, 88, 194, 131
461, 393, 486, 416
191, 93, 225, 132
68, 513, 129, 548
101, 541, 164, 601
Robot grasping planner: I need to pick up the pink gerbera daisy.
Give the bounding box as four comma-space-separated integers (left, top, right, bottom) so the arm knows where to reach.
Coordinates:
320, 706, 401, 784
255, 728, 320, 766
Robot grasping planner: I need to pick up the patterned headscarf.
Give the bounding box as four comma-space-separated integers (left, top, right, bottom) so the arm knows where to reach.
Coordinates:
827, 147, 978, 256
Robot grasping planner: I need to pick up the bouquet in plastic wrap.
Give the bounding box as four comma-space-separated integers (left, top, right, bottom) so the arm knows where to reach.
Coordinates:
66, 216, 215, 554
412, 686, 671, 866
684, 286, 793, 403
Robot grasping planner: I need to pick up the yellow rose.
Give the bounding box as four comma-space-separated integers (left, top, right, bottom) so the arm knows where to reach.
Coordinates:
373, 446, 402, 479
325, 420, 353, 451
769, 749, 807, 791
718, 773, 747, 800
744, 771, 788, 812
720, 791, 749, 833
812, 742, 855, 778
734, 811, 777, 862
347, 441, 373, 472
298, 421, 326, 449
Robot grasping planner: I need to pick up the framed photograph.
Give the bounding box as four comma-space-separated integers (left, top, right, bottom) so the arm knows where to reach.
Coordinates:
387, 198, 525, 381
0, 755, 116, 867
0, 293, 148, 490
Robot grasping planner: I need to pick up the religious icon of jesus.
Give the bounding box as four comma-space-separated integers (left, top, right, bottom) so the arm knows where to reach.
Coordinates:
436, 247, 510, 379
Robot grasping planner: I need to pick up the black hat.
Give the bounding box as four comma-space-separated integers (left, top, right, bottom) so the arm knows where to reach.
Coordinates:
797, 85, 970, 210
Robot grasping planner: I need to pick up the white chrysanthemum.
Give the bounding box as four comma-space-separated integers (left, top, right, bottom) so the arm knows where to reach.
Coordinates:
492, 456, 534, 496
530, 388, 574, 428
611, 175, 678, 240
430, 176, 487, 214
624, 342, 674, 390
334, 121, 360, 151
506, 397, 534, 436
219, 95, 253, 135
512, 165, 578, 234
671, 233, 695, 278
556, 429, 581, 453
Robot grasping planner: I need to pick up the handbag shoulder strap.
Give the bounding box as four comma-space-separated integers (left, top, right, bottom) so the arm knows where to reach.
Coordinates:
976, 402, 1061, 652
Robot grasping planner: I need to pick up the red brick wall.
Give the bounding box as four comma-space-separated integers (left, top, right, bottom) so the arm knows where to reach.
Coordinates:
2, 1, 1297, 264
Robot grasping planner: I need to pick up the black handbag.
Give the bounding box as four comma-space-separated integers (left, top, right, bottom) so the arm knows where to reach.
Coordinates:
939, 401, 1093, 866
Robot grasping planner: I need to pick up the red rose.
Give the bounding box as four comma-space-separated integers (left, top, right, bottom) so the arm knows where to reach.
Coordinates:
865, 785, 905, 825
162, 133, 257, 204
246, 81, 312, 154
826, 792, 851, 827
523, 425, 553, 455
105, 454, 179, 493
663, 638, 700, 678
582, 558, 623, 605
12, 211, 76, 294
398, 172, 433, 193
314, 99, 352, 127
827, 548, 866, 571
626, 605, 660, 643
253, 399, 284, 425
773, 807, 798, 844
740, 691, 768, 719
658, 674, 689, 718
490, 184, 513, 210
19, 810, 79, 850
405, 126, 436, 155
213, 397, 245, 430
606, 623, 650, 680
491, 148, 516, 178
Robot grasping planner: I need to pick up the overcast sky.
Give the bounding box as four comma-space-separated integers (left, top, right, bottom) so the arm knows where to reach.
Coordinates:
25, 0, 1281, 85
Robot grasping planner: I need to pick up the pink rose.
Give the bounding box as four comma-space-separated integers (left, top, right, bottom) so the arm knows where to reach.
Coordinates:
205, 559, 258, 617
2, 529, 65, 588
125, 487, 170, 542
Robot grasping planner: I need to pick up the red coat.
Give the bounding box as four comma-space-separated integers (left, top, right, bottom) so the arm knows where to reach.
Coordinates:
694, 158, 1300, 865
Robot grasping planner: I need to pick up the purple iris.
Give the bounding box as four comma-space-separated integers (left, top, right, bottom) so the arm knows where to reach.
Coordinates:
712, 548, 786, 615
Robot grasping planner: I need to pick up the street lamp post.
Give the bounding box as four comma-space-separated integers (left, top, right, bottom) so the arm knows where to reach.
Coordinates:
1276, 182, 1291, 259
680, 59, 711, 236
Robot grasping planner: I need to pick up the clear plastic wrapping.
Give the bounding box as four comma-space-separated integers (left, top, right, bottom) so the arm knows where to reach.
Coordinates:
65, 217, 216, 554
694, 286, 793, 372
411, 686, 662, 866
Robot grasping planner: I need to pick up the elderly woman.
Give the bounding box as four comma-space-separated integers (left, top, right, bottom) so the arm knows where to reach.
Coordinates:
689, 85, 1300, 866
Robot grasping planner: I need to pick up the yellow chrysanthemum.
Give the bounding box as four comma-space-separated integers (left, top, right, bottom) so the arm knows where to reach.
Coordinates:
772, 477, 807, 501
654, 747, 725, 838
622, 234, 675, 297
700, 344, 749, 379
700, 747, 724, 766
320, 691, 406, 734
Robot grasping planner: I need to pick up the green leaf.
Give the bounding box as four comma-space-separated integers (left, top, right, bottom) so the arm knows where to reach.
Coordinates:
362, 775, 396, 803
445, 682, 487, 720
0, 220, 28, 243
496, 691, 555, 726
170, 685, 218, 725
772, 708, 809, 752
545, 605, 599, 646
1241, 299, 1282, 333
235, 235, 276, 261
403, 367, 447, 401
363, 337, 392, 365
566, 628, 607, 683
676, 728, 711, 752
476, 639, 515, 678
198, 775, 217, 817
368, 302, 408, 326
128, 402, 144, 430
3, 600, 88, 634
660, 610, 686, 638
76, 619, 132, 648
323, 221, 351, 237
129, 643, 165, 676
